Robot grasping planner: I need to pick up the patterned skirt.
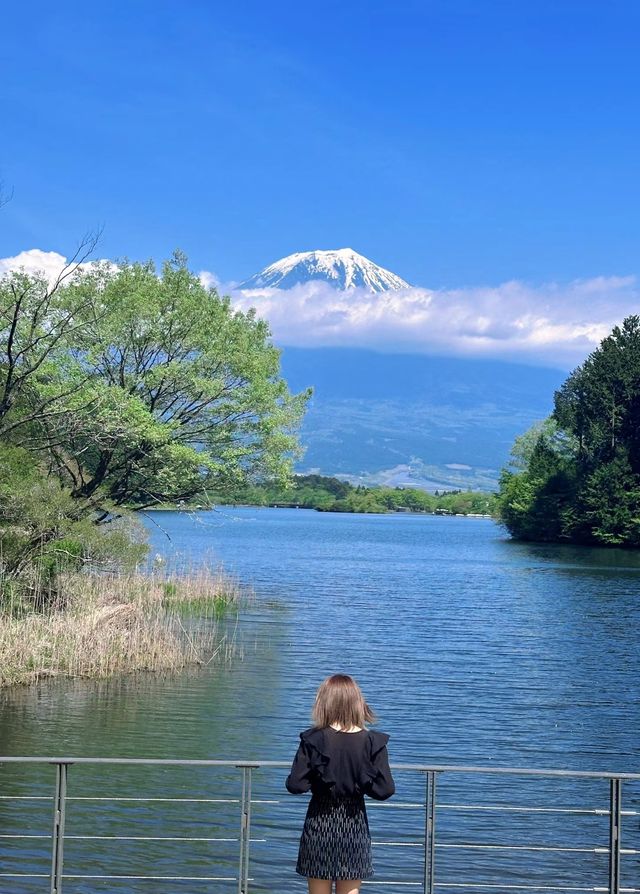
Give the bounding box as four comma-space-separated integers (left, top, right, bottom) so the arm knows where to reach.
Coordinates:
296, 793, 373, 880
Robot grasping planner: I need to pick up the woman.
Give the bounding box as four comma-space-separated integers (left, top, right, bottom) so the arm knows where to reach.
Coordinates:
286, 674, 395, 894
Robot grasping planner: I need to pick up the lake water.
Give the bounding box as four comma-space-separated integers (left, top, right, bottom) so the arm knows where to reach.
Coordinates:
1, 508, 639, 892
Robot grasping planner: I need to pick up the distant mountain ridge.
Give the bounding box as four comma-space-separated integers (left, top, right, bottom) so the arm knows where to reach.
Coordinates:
279, 347, 565, 491
239, 247, 410, 292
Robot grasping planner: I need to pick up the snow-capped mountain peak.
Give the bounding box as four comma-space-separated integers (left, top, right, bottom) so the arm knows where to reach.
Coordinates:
238, 248, 410, 292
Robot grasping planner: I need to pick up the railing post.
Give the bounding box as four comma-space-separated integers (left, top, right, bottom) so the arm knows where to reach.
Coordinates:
423, 770, 437, 894
237, 765, 253, 894
50, 762, 69, 894
608, 777, 622, 894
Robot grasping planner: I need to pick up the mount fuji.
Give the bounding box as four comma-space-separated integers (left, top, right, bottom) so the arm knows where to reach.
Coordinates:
233, 248, 562, 491
239, 248, 410, 292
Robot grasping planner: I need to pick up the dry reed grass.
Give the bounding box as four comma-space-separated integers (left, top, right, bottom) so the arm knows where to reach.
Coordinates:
0, 566, 243, 687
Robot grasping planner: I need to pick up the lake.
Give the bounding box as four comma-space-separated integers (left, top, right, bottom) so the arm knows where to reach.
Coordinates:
1, 508, 639, 892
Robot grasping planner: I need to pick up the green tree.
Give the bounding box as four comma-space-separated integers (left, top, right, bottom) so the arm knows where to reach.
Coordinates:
507, 417, 575, 472
500, 315, 640, 546
0, 445, 145, 608
581, 453, 640, 546
554, 316, 640, 471
0, 234, 100, 439
1, 250, 309, 603
36, 253, 310, 516
499, 436, 574, 541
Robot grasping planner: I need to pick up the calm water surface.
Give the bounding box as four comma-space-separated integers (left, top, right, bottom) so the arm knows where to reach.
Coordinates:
1, 509, 639, 892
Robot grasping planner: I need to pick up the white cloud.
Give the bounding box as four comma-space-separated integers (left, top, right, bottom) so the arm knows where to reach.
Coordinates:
198, 269, 223, 291
0, 248, 111, 285
2, 249, 637, 368
0, 249, 74, 282
224, 275, 639, 368
0, 249, 221, 292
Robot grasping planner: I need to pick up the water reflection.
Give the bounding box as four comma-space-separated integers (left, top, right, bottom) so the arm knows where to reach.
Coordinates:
1, 509, 639, 892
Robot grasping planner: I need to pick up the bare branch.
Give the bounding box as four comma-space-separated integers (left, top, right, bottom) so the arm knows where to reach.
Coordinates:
47, 227, 104, 297
0, 180, 14, 209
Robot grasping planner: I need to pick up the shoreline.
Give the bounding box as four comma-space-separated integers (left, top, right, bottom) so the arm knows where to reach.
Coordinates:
148, 503, 496, 519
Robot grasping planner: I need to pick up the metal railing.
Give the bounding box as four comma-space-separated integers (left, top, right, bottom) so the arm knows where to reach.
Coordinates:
0, 757, 638, 894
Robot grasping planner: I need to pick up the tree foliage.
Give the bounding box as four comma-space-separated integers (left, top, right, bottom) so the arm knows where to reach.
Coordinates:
0, 445, 146, 609
0, 234, 101, 438
40, 253, 309, 513
498, 316, 640, 546
1, 250, 309, 604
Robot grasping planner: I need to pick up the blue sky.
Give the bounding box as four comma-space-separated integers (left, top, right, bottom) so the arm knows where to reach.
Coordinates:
1, 0, 639, 289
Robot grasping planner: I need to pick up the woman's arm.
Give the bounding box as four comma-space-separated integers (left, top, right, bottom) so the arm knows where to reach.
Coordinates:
285, 740, 312, 794
366, 744, 395, 800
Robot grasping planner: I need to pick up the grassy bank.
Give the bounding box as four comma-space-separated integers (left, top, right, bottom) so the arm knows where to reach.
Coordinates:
0, 567, 243, 688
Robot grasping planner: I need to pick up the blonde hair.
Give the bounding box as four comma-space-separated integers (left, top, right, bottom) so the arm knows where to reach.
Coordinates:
312, 674, 376, 729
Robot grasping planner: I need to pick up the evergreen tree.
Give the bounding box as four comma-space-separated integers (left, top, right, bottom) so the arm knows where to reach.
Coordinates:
499, 316, 640, 546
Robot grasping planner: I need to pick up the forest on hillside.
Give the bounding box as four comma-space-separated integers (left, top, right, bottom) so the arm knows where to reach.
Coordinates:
210, 474, 497, 516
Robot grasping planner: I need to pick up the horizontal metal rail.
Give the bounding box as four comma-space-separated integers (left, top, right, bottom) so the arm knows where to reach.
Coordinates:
0, 756, 638, 894
1, 756, 639, 778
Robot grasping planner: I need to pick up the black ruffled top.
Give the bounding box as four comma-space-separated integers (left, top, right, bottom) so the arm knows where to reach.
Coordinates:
285, 726, 395, 800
